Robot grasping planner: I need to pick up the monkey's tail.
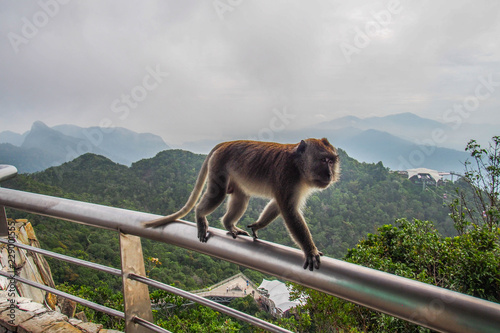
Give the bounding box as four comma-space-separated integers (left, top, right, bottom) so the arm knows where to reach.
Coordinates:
142, 152, 211, 228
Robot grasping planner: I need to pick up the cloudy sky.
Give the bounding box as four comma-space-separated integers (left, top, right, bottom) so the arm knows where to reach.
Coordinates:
1, 0, 499, 145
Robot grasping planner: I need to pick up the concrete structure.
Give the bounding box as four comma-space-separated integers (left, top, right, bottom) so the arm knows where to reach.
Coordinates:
257, 279, 300, 317
407, 168, 442, 184
195, 273, 258, 302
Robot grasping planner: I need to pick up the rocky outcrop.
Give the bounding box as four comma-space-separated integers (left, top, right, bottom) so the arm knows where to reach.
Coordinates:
0, 296, 112, 333
0, 220, 56, 307
0, 219, 122, 332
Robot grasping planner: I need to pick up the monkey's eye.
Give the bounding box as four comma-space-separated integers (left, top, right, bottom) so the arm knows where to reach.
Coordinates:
321, 157, 334, 165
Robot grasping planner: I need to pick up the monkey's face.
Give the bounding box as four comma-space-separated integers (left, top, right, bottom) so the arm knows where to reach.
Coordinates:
313, 154, 339, 188
298, 138, 340, 189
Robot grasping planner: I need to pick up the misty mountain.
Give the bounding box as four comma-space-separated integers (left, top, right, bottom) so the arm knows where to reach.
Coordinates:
0, 121, 169, 173
21, 121, 107, 161
52, 124, 168, 164
0, 143, 55, 173
319, 112, 450, 143
283, 113, 477, 172
1, 113, 486, 174
176, 113, 473, 172
319, 112, 497, 150
287, 126, 469, 172
331, 129, 469, 172
0, 130, 28, 146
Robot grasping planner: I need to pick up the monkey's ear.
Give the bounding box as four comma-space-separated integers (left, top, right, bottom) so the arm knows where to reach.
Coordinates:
297, 140, 307, 154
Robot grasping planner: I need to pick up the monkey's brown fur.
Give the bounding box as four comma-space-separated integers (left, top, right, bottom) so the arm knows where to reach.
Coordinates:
143, 138, 340, 271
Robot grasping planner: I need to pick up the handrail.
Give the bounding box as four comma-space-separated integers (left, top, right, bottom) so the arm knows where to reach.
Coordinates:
1, 187, 500, 333
129, 273, 292, 333
0, 270, 125, 319
132, 316, 172, 333
0, 165, 17, 182
0, 238, 122, 276
0, 225, 288, 333
0, 268, 170, 333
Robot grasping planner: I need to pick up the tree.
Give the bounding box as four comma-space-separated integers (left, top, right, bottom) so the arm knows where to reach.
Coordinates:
151, 290, 241, 332
289, 218, 500, 332
450, 136, 500, 233
288, 137, 500, 332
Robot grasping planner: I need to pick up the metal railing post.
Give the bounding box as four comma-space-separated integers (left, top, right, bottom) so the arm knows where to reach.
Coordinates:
0, 165, 17, 237
120, 233, 154, 332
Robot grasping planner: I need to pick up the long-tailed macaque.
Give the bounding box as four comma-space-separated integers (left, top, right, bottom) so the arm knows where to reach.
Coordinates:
143, 138, 340, 271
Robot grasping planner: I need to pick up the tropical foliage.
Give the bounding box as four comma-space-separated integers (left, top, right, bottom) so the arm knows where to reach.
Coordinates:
288, 137, 500, 332
3, 137, 498, 331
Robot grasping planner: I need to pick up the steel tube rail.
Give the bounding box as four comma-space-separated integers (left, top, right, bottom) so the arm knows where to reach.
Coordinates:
132, 316, 172, 333
129, 273, 292, 333
1, 187, 500, 333
0, 238, 122, 276
0, 270, 125, 319
0, 165, 17, 182
0, 236, 286, 332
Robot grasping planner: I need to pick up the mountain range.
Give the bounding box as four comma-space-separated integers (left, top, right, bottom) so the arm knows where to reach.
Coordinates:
177, 113, 484, 172
0, 121, 169, 173
310, 112, 499, 171
1, 113, 494, 173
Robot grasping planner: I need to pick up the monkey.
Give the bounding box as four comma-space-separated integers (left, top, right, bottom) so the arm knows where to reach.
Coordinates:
143, 138, 340, 271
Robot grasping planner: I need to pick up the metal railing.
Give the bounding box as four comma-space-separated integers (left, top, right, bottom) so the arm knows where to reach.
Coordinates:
1, 166, 500, 332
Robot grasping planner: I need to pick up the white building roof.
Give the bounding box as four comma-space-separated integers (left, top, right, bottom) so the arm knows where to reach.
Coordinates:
407, 168, 442, 182
258, 279, 300, 313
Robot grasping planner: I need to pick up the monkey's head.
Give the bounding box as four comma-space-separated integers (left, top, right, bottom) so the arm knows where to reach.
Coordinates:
295, 138, 340, 189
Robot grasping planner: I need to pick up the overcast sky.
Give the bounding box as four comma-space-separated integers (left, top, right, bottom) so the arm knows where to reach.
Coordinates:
1, 0, 499, 145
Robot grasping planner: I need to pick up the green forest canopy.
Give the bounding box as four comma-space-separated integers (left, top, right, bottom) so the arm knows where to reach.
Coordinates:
4, 148, 460, 290
5, 147, 494, 331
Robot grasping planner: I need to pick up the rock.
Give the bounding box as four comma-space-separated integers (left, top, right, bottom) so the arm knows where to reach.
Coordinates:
46, 292, 58, 310
33, 306, 48, 315
18, 311, 68, 333
75, 321, 103, 333
32, 320, 83, 333
16, 297, 32, 304
60, 298, 77, 318
69, 318, 83, 325
18, 302, 44, 312
0, 221, 57, 305
0, 309, 35, 332
75, 311, 88, 322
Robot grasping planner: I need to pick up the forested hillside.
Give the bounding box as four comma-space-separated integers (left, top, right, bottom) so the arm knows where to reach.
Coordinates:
3, 148, 458, 292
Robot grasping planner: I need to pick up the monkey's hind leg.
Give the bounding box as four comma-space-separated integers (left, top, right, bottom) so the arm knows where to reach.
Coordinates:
247, 199, 280, 240
222, 185, 250, 239
195, 177, 227, 242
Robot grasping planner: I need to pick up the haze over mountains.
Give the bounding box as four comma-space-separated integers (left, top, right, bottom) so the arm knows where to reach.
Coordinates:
302, 112, 476, 172
1, 113, 493, 173
177, 113, 483, 172
0, 121, 169, 173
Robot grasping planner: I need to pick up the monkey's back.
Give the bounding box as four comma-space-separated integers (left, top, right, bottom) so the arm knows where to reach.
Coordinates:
209, 140, 300, 197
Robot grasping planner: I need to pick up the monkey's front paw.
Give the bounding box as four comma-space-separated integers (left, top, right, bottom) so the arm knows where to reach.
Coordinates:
246, 224, 259, 240
198, 229, 211, 243
303, 251, 323, 271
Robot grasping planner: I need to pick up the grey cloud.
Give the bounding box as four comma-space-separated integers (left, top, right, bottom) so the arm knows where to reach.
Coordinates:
0, 0, 499, 145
